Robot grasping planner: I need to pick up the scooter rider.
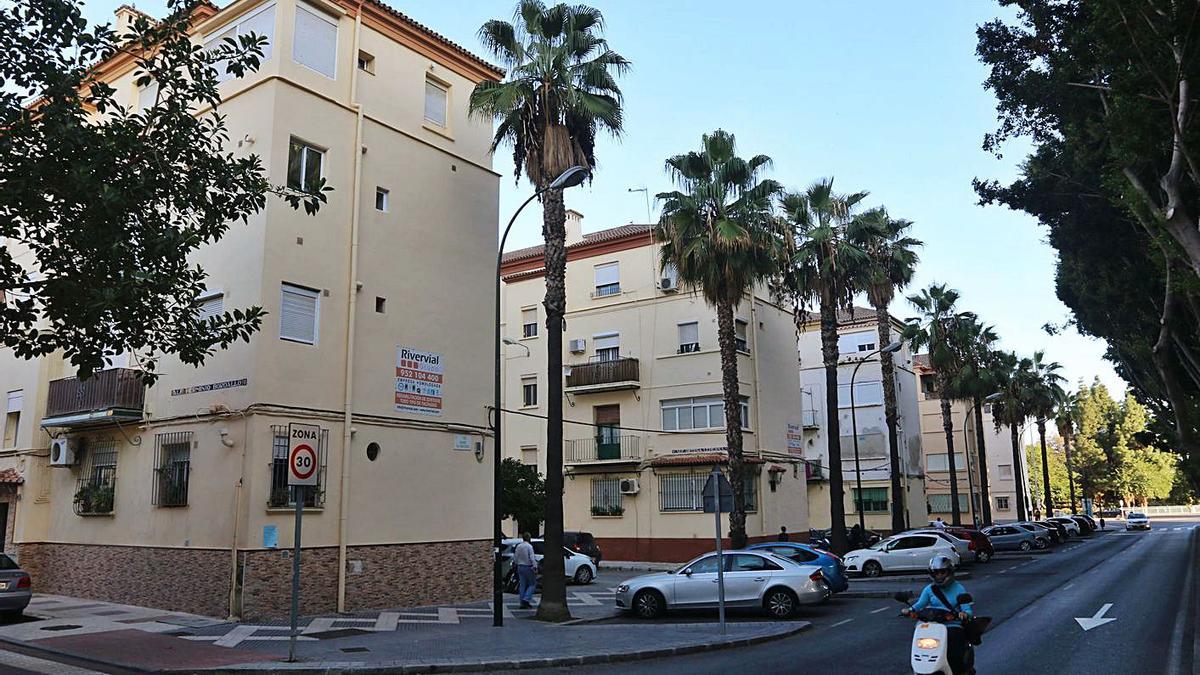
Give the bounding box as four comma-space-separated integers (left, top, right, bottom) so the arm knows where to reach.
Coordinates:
906, 555, 974, 674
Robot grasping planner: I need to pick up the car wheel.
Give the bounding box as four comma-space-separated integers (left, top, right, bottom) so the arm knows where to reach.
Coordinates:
1034, 539, 1048, 550
633, 589, 665, 619
573, 565, 594, 585
764, 588, 798, 619
1018, 540, 1032, 552
976, 550, 992, 563
862, 560, 883, 578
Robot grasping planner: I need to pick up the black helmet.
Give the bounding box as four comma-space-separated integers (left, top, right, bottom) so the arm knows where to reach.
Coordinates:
928, 555, 955, 585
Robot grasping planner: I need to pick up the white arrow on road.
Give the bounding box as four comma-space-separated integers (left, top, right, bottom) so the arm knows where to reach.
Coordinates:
1075, 603, 1117, 631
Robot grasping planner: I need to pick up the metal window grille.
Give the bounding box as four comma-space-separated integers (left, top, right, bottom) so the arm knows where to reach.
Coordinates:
269, 425, 328, 508
74, 438, 117, 515
591, 479, 622, 514
152, 431, 192, 507
743, 474, 759, 513
658, 474, 707, 512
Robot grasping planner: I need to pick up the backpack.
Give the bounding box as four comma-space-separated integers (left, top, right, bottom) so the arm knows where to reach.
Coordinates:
930, 585, 991, 646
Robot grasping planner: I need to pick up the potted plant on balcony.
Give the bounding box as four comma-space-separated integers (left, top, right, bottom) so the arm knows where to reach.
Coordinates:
74, 483, 114, 514
268, 487, 291, 508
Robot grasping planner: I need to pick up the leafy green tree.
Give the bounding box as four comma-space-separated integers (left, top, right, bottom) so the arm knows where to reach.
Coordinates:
776, 179, 869, 554
852, 207, 922, 532
500, 458, 546, 535
656, 130, 782, 550
1054, 388, 1080, 513
469, 0, 629, 622
0, 0, 326, 382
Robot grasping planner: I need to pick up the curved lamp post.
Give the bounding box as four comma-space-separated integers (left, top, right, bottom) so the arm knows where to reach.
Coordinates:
493, 166, 589, 627
850, 340, 903, 531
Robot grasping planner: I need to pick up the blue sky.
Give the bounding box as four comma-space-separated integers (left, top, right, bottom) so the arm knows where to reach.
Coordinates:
84, 0, 1122, 393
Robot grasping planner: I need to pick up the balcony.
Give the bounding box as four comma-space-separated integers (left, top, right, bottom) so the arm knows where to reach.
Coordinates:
43, 368, 145, 428
566, 436, 641, 465
565, 356, 640, 394
801, 409, 820, 429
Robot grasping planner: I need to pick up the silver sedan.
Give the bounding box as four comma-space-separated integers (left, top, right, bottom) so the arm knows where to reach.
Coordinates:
615, 550, 830, 619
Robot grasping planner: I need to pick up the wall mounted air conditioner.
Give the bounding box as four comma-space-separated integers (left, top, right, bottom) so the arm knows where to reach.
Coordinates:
568, 338, 587, 353
49, 437, 78, 467
659, 276, 678, 292
619, 478, 640, 495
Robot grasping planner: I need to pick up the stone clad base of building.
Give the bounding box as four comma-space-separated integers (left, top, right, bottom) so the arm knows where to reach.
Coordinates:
597, 534, 812, 563
19, 539, 491, 620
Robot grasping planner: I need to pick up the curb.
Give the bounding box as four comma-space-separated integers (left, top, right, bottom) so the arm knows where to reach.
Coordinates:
0, 635, 154, 673
848, 571, 973, 583
837, 590, 895, 599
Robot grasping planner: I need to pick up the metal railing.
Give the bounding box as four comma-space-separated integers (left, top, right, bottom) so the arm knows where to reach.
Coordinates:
46, 368, 145, 419
678, 342, 701, 354
73, 474, 116, 516
801, 409, 819, 428
567, 435, 641, 463
566, 356, 639, 388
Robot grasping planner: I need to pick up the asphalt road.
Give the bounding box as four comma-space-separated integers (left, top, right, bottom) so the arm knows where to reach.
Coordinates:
548, 518, 1199, 674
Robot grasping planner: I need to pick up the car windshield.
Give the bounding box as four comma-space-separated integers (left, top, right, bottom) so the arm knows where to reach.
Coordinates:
1130, 513, 1147, 519
0, 555, 18, 571
868, 539, 890, 551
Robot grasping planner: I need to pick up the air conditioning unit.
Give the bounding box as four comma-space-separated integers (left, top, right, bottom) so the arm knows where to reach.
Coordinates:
49, 437, 78, 467
619, 478, 640, 495
568, 338, 587, 353
659, 276, 678, 292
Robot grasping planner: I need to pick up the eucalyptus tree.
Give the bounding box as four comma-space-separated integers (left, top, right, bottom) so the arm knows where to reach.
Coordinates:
656, 130, 783, 550
992, 351, 1035, 521
776, 179, 869, 554
469, 0, 629, 621
852, 208, 922, 532
946, 317, 1000, 525
1029, 351, 1066, 516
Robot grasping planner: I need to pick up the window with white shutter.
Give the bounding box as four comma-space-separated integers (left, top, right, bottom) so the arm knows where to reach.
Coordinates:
293, 2, 337, 79
197, 291, 224, 323
5, 391, 21, 414
593, 262, 620, 297
137, 81, 158, 111
424, 79, 448, 127
594, 333, 620, 362
204, 3, 276, 83
677, 322, 699, 353
280, 283, 319, 344
3, 391, 20, 449
522, 307, 538, 338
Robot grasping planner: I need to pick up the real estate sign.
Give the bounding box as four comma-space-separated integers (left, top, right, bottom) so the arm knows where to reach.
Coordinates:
395, 346, 444, 416
787, 423, 803, 456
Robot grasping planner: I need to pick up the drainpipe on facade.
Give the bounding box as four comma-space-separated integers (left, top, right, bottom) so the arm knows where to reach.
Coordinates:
336, 2, 366, 614
748, 297, 765, 534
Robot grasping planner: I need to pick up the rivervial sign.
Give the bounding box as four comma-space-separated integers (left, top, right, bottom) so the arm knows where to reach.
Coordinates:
395, 346, 444, 416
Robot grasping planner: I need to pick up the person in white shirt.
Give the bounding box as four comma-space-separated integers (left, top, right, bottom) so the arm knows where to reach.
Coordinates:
513, 532, 539, 609
931, 517, 947, 530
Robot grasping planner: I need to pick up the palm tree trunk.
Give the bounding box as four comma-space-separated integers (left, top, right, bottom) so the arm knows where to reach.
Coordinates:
873, 303, 905, 534
1037, 419, 1052, 518
938, 379, 961, 526
1064, 431, 1078, 514
821, 296, 848, 554
537, 187, 570, 622
716, 299, 748, 549
973, 397, 993, 525
1011, 424, 1028, 521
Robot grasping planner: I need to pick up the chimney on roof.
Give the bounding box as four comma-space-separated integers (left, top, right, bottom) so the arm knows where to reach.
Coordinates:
114, 5, 145, 35
565, 209, 584, 246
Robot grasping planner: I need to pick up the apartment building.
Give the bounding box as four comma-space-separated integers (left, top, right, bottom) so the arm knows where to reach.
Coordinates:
500, 213, 809, 562
0, 0, 501, 619
798, 309, 927, 534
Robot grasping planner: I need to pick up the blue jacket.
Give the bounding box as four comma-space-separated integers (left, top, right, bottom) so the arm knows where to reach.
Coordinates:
911, 581, 974, 626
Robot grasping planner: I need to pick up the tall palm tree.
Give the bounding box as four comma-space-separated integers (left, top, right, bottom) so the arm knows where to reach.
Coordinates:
905, 283, 970, 526
469, 1, 629, 622
991, 351, 1034, 521
853, 208, 921, 533
776, 179, 869, 554
946, 317, 999, 525
656, 130, 782, 550
1028, 351, 1065, 517
1054, 388, 1080, 514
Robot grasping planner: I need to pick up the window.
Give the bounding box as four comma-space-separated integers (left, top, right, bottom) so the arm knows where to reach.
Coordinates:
521, 376, 537, 407
204, 2, 276, 83
677, 322, 700, 353
998, 464, 1013, 479
137, 80, 158, 111
735, 319, 749, 353
591, 478, 622, 516
837, 331, 876, 355
197, 290, 224, 322
996, 496, 1010, 510
853, 487, 889, 513
520, 446, 537, 466
374, 297, 386, 313
424, 78, 448, 127
593, 262, 620, 297
293, 2, 337, 78
375, 187, 388, 212
74, 439, 117, 515
287, 138, 324, 192
152, 432, 191, 507
594, 333, 620, 362
926, 453, 967, 472
837, 381, 884, 408
928, 493, 969, 513
357, 50, 375, 73
920, 374, 939, 396
659, 473, 707, 512
661, 396, 748, 431
269, 425, 327, 507
3, 390, 20, 448
731, 554, 781, 572
522, 308, 538, 338
686, 555, 721, 574
743, 473, 758, 512
280, 283, 320, 344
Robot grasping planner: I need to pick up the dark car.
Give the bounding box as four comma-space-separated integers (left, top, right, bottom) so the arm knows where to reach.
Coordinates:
0, 554, 30, 618
1069, 515, 1095, 534
1040, 520, 1070, 540
1025, 521, 1062, 544
945, 527, 995, 563
562, 531, 602, 566
810, 527, 882, 551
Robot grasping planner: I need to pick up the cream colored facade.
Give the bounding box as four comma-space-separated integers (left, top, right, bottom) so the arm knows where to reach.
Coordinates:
798, 309, 927, 534
0, 0, 501, 618
500, 215, 809, 562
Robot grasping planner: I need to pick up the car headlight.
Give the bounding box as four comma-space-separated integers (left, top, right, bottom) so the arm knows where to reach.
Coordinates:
616, 584, 629, 593
916, 637, 940, 650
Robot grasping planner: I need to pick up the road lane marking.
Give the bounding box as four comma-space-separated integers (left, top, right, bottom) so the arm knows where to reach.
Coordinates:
1062, 582, 1075, 591
1075, 603, 1117, 631
870, 606, 890, 614
831, 618, 855, 627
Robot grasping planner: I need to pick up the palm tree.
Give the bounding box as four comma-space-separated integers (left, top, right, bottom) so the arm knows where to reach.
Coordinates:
776, 179, 869, 554
946, 317, 999, 525
656, 130, 782, 550
469, 1, 629, 622
905, 283, 970, 526
1054, 388, 1080, 514
991, 351, 1034, 521
1028, 351, 1065, 517
853, 207, 921, 533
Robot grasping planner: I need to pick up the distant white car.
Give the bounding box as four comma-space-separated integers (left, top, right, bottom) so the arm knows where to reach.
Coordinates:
1048, 517, 1081, 536
843, 534, 961, 577
1126, 512, 1150, 531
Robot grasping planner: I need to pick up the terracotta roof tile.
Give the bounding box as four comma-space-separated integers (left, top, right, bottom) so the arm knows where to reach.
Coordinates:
502, 224, 653, 264
0, 469, 23, 484
363, 0, 503, 79
649, 452, 766, 468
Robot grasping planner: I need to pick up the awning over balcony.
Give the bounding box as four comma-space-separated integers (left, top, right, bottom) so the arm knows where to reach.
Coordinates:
565, 357, 640, 394
649, 451, 766, 468
0, 469, 23, 484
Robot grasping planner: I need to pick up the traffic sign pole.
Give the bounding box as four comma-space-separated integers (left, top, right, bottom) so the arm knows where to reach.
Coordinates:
289, 485, 304, 662
710, 466, 726, 635
285, 423, 320, 662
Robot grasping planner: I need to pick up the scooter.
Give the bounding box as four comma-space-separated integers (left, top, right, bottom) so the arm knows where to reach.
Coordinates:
894, 590, 975, 675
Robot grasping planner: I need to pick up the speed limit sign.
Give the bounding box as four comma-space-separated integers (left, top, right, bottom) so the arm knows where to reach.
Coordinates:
287, 423, 320, 486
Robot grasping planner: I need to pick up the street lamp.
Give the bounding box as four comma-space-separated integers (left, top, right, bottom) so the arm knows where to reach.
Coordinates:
501, 337, 531, 357
493, 166, 588, 628
850, 340, 903, 531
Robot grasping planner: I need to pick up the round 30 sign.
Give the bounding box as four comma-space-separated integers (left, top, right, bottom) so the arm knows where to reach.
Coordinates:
287, 423, 321, 487
289, 444, 317, 482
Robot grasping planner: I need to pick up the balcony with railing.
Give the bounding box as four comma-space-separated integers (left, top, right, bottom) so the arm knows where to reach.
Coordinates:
566, 435, 641, 465
43, 368, 146, 428
801, 409, 820, 429
565, 356, 640, 394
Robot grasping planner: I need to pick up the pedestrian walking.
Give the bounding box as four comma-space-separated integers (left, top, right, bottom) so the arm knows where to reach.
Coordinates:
849, 524, 865, 550
778, 526, 790, 542
932, 517, 946, 530
1100, 517, 1106, 530
514, 532, 538, 609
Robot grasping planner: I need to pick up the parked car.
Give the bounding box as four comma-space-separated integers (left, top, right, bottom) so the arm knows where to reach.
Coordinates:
1039, 520, 1070, 541
945, 527, 995, 563
1078, 514, 1098, 529
1013, 523, 1053, 549
615, 551, 830, 619
501, 539, 597, 592
562, 531, 603, 566
1048, 516, 1082, 536
980, 524, 1038, 552
747, 542, 849, 593
1069, 515, 1095, 533
0, 555, 30, 618
1126, 512, 1151, 530
809, 527, 882, 551
1022, 521, 1063, 544
903, 529, 973, 561
843, 534, 961, 578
